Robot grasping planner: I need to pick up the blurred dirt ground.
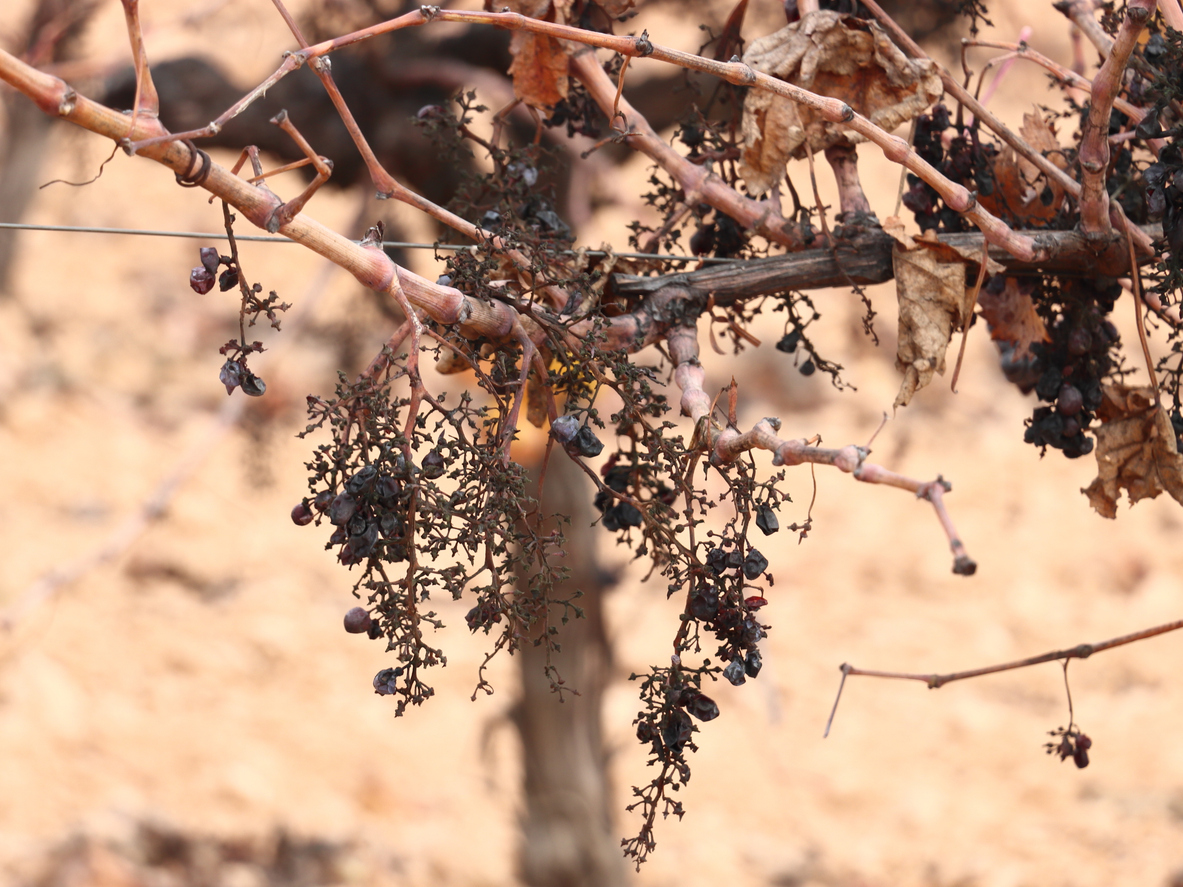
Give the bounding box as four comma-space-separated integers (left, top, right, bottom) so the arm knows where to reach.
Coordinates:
2, 1, 1183, 885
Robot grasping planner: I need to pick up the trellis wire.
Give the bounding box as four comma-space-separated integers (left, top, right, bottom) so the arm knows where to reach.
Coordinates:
0, 221, 735, 264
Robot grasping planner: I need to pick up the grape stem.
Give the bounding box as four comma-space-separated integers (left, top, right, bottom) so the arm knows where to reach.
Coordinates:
665, 325, 976, 575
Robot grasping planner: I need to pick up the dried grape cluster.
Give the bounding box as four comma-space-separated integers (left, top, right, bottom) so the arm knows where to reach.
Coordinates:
1045, 725, 1092, 769
1017, 276, 1123, 459
295, 359, 577, 715
188, 208, 290, 399
902, 104, 998, 233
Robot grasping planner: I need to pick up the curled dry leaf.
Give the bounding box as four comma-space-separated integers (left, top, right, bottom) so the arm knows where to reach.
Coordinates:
979, 111, 1069, 226
976, 276, 1050, 362
595, 0, 639, 17
502, 0, 639, 111
885, 217, 1001, 409
1082, 385, 1183, 518
504, 0, 574, 113
739, 10, 942, 196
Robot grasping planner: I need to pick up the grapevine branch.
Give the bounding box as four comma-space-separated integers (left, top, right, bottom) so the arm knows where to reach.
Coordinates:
965, 39, 1163, 156
665, 324, 976, 574
1078, 0, 1156, 238
825, 618, 1183, 736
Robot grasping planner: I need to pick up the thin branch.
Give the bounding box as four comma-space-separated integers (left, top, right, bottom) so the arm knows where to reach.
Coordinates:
836, 618, 1183, 690
569, 52, 811, 251
1078, 0, 1156, 238
1127, 225, 1161, 404
966, 39, 1161, 155
665, 325, 975, 573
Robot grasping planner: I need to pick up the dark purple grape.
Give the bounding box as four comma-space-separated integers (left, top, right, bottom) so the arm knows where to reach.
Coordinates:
739, 617, 764, 647
328, 525, 347, 545
218, 266, 240, 292
743, 549, 768, 580
604, 465, 631, 493
1073, 747, 1090, 768
338, 540, 363, 565
328, 492, 359, 526
348, 514, 367, 536
798, 360, 816, 376
705, 548, 726, 574
1136, 108, 1162, 140
346, 465, 377, 495
688, 585, 719, 621
681, 691, 720, 722
1061, 416, 1081, 438
199, 246, 220, 274
421, 450, 446, 479
601, 507, 623, 532
375, 476, 399, 504
367, 619, 383, 640
350, 521, 379, 558
636, 720, 658, 743
723, 657, 747, 686
291, 501, 313, 526
373, 666, 404, 696
389, 453, 410, 480
572, 425, 604, 458
550, 415, 580, 444
1035, 367, 1062, 402
776, 330, 801, 353
660, 709, 693, 751
313, 490, 334, 512
755, 504, 779, 535
744, 649, 763, 678
1067, 328, 1092, 356
219, 359, 242, 394
1057, 384, 1084, 417
189, 266, 216, 294
379, 512, 402, 538
344, 606, 372, 634
240, 373, 266, 397
616, 502, 643, 528
690, 224, 716, 256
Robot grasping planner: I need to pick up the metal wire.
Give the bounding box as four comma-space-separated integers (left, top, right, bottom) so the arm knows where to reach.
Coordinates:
0, 221, 734, 264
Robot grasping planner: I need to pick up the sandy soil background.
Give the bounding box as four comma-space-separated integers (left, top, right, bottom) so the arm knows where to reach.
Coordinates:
2, 1, 1183, 885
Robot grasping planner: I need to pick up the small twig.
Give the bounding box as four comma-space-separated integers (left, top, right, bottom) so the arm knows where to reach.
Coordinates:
823, 663, 850, 738
950, 238, 990, 393
1127, 225, 1160, 405
1061, 660, 1075, 729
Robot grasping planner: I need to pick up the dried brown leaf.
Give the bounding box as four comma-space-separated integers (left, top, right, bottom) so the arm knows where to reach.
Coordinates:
505, 0, 574, 113
1083, 385, 1183, 518
884, 218, 979, 409
595, 0, 639, 17
976, 276, 1050, 360
978, 111, 1067, 226
739, 10, 942, 196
